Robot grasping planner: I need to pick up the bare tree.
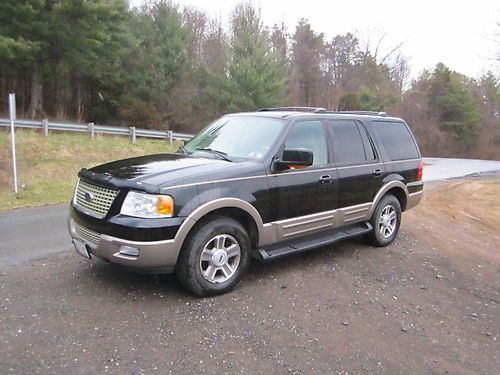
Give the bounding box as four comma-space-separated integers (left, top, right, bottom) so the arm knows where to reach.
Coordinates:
291, 19, 325, 106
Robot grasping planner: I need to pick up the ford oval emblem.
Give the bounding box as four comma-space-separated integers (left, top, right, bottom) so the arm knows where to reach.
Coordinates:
84, 192, 94, 202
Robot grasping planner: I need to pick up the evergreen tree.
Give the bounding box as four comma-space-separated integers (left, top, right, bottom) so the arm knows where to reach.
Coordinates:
121, 0, 189, 127
51, 0, 130, 121
428, 63, 483, 146
0, 0, 51, 117
479, 72, 500, 114
219, 3, 287, 112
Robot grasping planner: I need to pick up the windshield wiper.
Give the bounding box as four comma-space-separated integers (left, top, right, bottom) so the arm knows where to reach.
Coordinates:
177, 145, 191, 155
195, 148, 233, 162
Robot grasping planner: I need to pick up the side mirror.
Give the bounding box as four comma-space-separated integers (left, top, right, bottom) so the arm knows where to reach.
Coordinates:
274, 148, 313, 170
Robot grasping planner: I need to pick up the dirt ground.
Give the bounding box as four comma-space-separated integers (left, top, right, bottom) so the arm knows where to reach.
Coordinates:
0, 177, 499, 374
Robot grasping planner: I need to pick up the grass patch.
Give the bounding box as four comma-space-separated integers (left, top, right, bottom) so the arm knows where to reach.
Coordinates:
0, 129, 180, 211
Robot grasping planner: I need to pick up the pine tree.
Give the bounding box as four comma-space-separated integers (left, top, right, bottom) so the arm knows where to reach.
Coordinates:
0, 0, 51, 117
428, 63, 483, 146
219, 3, 287, 112
121, 0, 189, 127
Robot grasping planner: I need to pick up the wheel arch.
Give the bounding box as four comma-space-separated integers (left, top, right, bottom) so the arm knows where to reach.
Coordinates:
174, 198, 263, 254
385, 187, 407, 211
371, 181, 409, 215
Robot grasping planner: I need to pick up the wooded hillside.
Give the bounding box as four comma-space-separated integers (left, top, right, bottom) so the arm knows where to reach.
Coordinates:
1, 0, 499, 159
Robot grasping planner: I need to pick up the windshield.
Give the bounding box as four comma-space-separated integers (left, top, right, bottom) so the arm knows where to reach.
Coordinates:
183, 116, 285, 160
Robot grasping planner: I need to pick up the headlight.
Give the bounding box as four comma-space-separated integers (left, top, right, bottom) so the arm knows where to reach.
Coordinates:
120, 191, 174, 218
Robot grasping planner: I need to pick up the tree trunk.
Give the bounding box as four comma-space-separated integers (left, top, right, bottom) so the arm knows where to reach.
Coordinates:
0, 68, 5, 113
28, 70, 43, 119
76, 77, 83, 122
55, 66, 66, 119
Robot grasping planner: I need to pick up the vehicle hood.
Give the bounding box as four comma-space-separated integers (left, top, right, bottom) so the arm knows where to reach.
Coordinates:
78, 153, 264, 193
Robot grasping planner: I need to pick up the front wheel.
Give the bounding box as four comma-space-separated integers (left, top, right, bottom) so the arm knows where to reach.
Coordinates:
368, 194, 401, 247
175, 217, 251, 297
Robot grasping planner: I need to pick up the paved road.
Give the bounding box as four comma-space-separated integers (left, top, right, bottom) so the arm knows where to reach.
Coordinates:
423, 157, 500, 182
0, 203, 71, 266
0, 157, 499, 266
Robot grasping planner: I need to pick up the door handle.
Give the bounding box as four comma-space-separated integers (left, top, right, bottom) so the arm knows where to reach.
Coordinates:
319, 175, 333, 184
373, 168, 383, 177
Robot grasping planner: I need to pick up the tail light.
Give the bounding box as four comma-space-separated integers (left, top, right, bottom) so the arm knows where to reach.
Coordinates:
416, 161, 423, 181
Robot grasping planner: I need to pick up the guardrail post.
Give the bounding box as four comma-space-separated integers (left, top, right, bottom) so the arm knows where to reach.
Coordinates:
42, 118, 49, 136
167, 130, 173, 145
9, 93, 18, 194
130, 126, 136, 143
88, 122, 95, 139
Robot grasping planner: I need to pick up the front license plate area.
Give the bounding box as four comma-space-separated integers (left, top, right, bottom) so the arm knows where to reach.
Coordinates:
73, 239, 91, 259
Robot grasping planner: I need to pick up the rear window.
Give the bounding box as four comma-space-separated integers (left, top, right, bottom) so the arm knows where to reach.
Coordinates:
372, 121, 419, 160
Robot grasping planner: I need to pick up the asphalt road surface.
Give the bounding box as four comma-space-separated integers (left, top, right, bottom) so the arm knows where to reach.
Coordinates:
1, 157, 500, 267
0, 203, 70, 266
423, 157, 500, 181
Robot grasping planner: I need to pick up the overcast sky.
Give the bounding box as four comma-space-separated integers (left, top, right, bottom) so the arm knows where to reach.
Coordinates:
132, 0, 500, 79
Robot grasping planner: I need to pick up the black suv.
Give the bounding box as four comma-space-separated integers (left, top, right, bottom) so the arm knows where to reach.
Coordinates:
69, 108, 423, 296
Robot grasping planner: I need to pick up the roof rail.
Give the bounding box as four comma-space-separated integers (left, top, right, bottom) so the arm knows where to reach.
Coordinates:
257, 106, 327, 113
334, 111, 389, 117
257, 107, 389, 117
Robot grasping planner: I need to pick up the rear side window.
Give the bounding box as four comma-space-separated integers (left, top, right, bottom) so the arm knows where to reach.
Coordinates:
327, 120, 375, 164
358, 123, 376, 160
372, 121, 419, 160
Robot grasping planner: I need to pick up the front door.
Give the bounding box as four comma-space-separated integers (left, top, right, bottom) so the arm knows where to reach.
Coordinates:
268, 120, 337, 222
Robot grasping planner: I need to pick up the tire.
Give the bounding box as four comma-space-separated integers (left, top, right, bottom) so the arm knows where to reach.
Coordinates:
175, 216, 251, 297
368, 194, 401, 247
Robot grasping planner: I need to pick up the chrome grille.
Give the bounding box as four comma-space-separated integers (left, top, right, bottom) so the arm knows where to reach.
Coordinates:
74, 222, 101, 247
75, 179, 119, 218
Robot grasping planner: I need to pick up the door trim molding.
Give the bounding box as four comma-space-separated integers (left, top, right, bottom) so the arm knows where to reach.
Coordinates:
175, 181, 412, 248
260, 181, 409, 246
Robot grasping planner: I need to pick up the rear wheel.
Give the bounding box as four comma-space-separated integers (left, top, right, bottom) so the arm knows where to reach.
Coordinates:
368, 194, 401, 247
175, 217, 251, 297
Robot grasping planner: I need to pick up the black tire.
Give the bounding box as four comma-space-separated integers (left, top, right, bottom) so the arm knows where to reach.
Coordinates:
175, 216, 251, 297
368, 194, 401, 247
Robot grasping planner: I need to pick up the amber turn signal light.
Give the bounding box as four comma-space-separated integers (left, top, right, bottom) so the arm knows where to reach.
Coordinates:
156, 195, 174, 216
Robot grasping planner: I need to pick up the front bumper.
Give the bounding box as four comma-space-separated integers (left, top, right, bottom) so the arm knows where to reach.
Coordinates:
68, 217, 184, 273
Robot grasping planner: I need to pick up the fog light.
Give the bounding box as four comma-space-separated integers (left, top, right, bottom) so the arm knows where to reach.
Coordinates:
119, 245, 140, 257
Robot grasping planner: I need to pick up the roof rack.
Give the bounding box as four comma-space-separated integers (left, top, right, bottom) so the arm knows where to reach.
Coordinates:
257, 107, 389, 116
334, 111, 389, 117
257, 106, 327, 113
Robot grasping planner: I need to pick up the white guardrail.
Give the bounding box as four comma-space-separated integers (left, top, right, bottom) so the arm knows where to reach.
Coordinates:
0, 118, 193, 143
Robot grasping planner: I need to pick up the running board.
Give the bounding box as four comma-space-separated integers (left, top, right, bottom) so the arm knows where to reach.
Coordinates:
255, 222, 372, 262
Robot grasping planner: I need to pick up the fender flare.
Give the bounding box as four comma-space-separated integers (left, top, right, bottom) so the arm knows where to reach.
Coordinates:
369, 180, 409, 215
173, 197, 264, 250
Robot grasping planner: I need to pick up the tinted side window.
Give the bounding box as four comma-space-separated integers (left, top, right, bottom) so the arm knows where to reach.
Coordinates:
372, 121, 419, 160
328, 120, 368, 164
358, 123, 376, 160
285, 120, 328, 166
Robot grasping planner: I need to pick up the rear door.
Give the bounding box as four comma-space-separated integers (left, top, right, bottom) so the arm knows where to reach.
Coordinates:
326, 119, 383, 208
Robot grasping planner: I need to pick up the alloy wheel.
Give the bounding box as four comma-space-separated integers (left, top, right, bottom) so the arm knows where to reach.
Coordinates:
379, 205, 397, 238
199, 234, 241, 284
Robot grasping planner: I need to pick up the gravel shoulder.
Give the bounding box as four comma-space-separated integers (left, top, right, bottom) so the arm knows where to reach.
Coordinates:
1, 177, 499, 374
